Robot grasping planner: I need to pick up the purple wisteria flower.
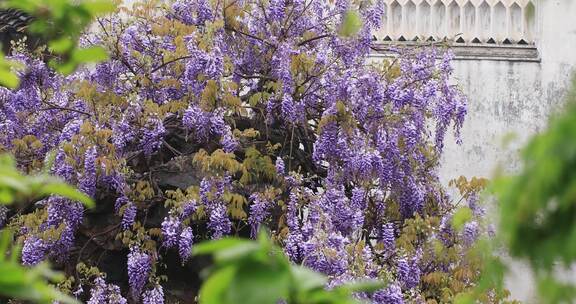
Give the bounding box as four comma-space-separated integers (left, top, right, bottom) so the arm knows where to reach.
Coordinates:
122, 203, 137, 230
88, 277, 127, 304
79, 146, 98, 197
275, 157, 285, 175
208, 203, 231, 239
140, 116, 165, 156
21, 237, 48, 266
161, 216, 181, 248
142, 284, 164, 304
248, 193, 270, 238
373, 283, 404, 304
379, 223, 396, 253
181, 200, 197, 218
0, 205, 8, 228
178, 227, 194, 262
127, 246, 151, 297
397, 256, 420, 289
462, 221, 479, 246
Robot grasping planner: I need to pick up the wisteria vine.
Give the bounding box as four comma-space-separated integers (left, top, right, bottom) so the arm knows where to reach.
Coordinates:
0, 0, 497, 303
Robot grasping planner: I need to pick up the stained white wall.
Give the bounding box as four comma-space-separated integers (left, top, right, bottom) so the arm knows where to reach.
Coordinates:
438, 0, 576, 302
440, 0, 576, 184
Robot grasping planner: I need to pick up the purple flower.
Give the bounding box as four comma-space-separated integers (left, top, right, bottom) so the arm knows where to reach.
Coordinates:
208, 203, 231, 239
379, 223, 396, 253
199, 178, 212, 205
178, 227, 194, 261
46, 197, 84, 229
362, 0, 385, 28
181, 200, 197, 218
140, 116, 165, 156
196, 0, 213, 24
112, 119, 136, 152
183, 105, 211, 140
79, 146, 98, 197
248, 193, 270, 238
0, 205, 8, 228
285, 230, 304, 262
286, 192, 300, 230
87, 278, 108, 304
115, 195, 129, 213
171, 1, 194, 24
373, 283, 404, 304
271, 43, 294, 95
1, 2, 474, 300
220, 128, 238, 152
22, 237, 48, 266
462, 221, 479, 246
268, 0, 286, 21
73, 284, 84, 297
127, 246, 152, 298
281, 94, 296, 122
59, 119, 82, 143
52, 150, 75, 183
397, 257, 420, 289
52, 223, 75, 262
275, 157, 285, 175
88, 277, 127, 304
122, 203, 137, 230
161, 216, 182, 248
142, 284, 164, 304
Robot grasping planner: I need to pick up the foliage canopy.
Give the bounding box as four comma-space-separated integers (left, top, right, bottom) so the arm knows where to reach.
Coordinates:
0, 0, 509, 303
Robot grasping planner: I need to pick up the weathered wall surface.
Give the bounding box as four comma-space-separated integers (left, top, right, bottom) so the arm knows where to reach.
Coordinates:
438, 0, 576, 301
440, 0, 576, 182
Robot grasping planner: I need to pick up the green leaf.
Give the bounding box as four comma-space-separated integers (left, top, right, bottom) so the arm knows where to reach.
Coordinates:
42, 149, 58, 174
72, 46, 109, 63
0, 263, 28, 286
454, 292, 475, 304
4, 0, 37, 12
193, 238, 254, 256
0, 68, 19, 89
32, 282, 80, 304
290, 265, 328, 291
334, 280, 386, 294
306, 289, 355, 304
0, 262, 79, 304
82, 0, 116, 14
49, 38, 74, 54
212, 241, 261, 263
0, 154, 15, 167
34, 262, 66, 282
0, 175, 29, 193
37, 181, 94, 207
0, 230, 12, 262
8, 240, 21, 263
199, 266, 237, 304
225, 262, 290, 304
452, 206, 473, 231
0, 189, 15, 204
338, 10, 363, 38
52, 59, 78, 75
28, 20, 48, 34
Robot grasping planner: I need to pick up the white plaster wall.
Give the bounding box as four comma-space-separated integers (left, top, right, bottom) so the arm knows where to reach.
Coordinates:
439, 0, 576, 301
441, 0, 576, 181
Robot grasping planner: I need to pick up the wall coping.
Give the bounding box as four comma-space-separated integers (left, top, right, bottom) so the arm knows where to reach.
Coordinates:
371, 41, 540, 62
